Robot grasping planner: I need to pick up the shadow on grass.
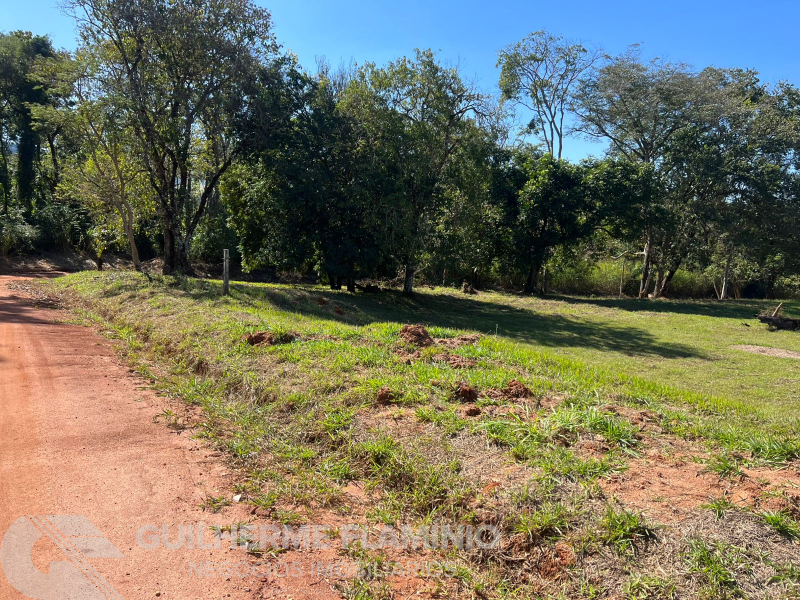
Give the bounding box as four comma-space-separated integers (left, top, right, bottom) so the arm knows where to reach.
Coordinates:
548, 294, 800, 321
212, 282, 705, 360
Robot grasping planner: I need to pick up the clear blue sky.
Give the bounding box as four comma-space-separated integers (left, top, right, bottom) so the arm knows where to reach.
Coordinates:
2, 0, 798, 161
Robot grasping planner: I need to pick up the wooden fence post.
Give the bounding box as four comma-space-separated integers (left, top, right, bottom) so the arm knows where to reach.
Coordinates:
223, 249, 230, 296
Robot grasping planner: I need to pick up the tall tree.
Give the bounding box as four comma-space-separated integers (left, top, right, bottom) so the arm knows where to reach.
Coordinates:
68, 0, 277, 274
343, 49, 488, 295
498, 30, 602, 159
0, 31, 57, 211
227, 64, 383, 290
55, 52, 154, 270
574, 48, 707, 297
515, 153, 595, 294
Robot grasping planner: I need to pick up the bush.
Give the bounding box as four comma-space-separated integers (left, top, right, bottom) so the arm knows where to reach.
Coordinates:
0, 210, 39, 257
31, 202, 92, 252
549, 259, 639, 296
664, 270, 715, 298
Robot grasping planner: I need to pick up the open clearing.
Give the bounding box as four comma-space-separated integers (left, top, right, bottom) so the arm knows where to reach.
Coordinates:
18, 272, 800, 599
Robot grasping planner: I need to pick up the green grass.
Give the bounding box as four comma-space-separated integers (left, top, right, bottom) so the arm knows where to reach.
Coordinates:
600, 506, 659, 555
684, 538, 749, 599
39, 272, 800, 599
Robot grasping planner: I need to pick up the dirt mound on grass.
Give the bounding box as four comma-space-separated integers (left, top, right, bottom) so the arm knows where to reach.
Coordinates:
394, 349, 421, 364
504, 379, 533, 398
454, 383, 479, 402
732, 345, 800, 359
376, 387, 395, 405
399, 324, 434, 347
484, 379, 534, 401
244, 330, 296, 346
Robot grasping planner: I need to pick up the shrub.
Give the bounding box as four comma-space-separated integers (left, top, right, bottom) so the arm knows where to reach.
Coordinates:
0, 210, 38, 257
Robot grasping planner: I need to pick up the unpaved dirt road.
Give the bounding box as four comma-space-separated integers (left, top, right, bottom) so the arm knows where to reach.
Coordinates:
0, 274, 334, 599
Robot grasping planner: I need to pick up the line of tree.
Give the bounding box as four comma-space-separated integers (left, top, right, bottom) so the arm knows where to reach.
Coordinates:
1, 2, 798, 298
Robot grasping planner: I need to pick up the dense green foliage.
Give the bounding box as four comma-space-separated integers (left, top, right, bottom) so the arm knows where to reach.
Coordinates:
2, 4, 799, 298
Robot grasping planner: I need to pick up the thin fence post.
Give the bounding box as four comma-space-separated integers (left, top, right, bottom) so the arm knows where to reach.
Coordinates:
223, 249, 230, 296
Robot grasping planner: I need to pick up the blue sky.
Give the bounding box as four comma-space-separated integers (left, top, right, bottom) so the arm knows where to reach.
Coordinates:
2, 0, 798, 160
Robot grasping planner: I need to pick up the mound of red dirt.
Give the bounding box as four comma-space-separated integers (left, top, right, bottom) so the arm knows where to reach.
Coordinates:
399, 324, 434, 347
243, 331, 296, 346
484, 379, 534, 401
461, 405, 481, 417
504, 379, 532, 398
376, 387, 395, 405
244, 331, 277, 346
455, 383, 479, 403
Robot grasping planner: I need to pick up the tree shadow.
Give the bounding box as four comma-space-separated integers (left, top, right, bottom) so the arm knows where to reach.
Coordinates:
547, 295, 800, 321
221, 283, 705, 360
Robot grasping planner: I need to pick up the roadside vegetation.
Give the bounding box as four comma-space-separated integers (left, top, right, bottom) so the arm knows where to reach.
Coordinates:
41, 271, 800, 599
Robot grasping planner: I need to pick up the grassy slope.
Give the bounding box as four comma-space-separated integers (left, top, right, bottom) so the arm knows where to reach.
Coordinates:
42, 272, 800, 599
482, 294, 800, 416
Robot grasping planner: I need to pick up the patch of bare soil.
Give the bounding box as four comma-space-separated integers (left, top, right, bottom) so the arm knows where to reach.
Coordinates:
731, 344, 800, 359
434, 334, 481, 348
600, 456, 800, 523
398, 324, 482, 349
432, 353, 478, 368
604, 404, 664, 433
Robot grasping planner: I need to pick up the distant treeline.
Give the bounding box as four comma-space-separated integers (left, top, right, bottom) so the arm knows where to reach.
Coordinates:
1, 1, 799, 298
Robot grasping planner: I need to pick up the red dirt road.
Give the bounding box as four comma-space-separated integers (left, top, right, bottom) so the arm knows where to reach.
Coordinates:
0, 274, 307, 600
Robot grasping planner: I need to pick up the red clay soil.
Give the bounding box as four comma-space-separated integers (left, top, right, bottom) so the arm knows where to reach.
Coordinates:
454, 383, 479, 403
0, 275, 339, 600
399, 324, 434, 347
599, 454, 800, 523
483, 380, 535, 402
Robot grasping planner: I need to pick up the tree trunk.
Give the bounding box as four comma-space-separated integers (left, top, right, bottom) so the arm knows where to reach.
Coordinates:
347, 277, 355, 293
328, 272, 341, 290
118, 202, 141, 272
0, 133, 9, 216
162, 215, 192, 275
47, 133, 61, 195
766, 272, 778, 300
638, 233, 653, 299
123, 221, 141, 272
523, 260, 541, 295
542, 263, 549, 295
720, 250, 733, 300
655, 266, 678, 298
654, 267, 664, 298
402, 265, 415, 296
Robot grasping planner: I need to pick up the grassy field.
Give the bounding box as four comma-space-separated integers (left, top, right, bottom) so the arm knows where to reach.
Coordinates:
40, 272, 800, 599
